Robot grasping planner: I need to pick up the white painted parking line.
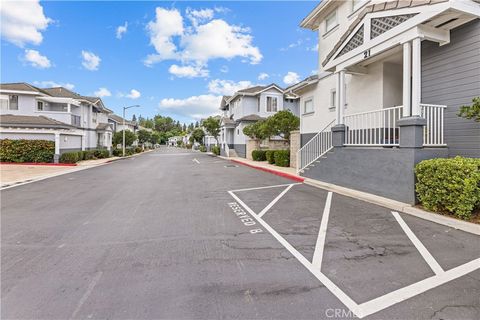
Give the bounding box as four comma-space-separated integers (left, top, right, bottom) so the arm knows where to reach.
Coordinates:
230, 183, 302, 193
392, 211, 444, 275
70, 271, 103, 319
228, 186, 480, 319
193, 158, 200, 164
257, 184, 295, 218
311, 192, 333, 270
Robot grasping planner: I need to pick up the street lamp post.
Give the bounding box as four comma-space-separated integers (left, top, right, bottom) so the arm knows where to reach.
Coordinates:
123, 105, 140, 157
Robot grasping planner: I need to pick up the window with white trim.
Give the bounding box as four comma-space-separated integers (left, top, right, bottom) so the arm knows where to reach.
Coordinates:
330, 90, 336, 109
325, 10, 337, 33
37, 101, 44, 111
0, 95, 8, 111
304, 98, 314, 114
266, 96, 278, 112
8, 95, 18, 110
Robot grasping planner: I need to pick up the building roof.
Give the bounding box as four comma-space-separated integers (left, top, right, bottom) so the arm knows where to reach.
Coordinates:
285, 74, 320, 93
42, 87, 82, 99
236, 114, 265, 122
221, 117, 236, 125
96, 123, 112, 131
0, 82, 50, 95
108, 113, 135, 125
220, 95, 231, 110
0, 115, 74, 129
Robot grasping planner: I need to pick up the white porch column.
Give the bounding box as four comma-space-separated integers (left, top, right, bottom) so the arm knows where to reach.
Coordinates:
54, 132, 60, 163
81, 134, 86, 151
402, 41, 412, 117
411, 38, 422, 116
336, 70, 346, 125
67, 103, 71, 113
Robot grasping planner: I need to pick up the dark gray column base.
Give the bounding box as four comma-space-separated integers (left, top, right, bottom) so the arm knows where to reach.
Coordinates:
331, 124, 346, 147
398, 116, 426, 148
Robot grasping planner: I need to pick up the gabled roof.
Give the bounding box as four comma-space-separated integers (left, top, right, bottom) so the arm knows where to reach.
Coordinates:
285, 74, 319, 93
0, 115, 74, 129
227, 83, 285, 104
220, 95, 231, 110
236, 114, 265, 122
0, 82, 50, 95
96, 123, 113, 131
43, 87, 82, 99
108, 113, 135, 125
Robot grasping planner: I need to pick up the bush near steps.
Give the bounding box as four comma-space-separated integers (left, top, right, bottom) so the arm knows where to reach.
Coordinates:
0, 139, 55, 163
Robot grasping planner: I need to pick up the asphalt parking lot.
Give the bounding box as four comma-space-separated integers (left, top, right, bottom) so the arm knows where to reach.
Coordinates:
1, 147, 479, 319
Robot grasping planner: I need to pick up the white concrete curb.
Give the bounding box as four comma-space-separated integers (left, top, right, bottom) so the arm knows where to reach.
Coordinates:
304, 178, 480, 236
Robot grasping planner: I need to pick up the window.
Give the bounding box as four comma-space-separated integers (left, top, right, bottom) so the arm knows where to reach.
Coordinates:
9, 95, 18, 110
325, 10, 337, 33
237, 129, 239, 135
0, 95, 8, 111
330, 90, 336, 109
304, 98, 314, 114
37, 101, 44, 111
266, 96, 278, 112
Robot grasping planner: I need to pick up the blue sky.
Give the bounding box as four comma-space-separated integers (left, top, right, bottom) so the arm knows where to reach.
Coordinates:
1, 1, 319, 124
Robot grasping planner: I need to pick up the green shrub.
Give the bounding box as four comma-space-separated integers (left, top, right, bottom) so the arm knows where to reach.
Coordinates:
112, 148, 122, 157
60, 151, 79, 163
415, 156, 480, 220
265, 150, 275, 164
211, 145, 220, 156
199, 145, 207, 152
0, 139, 55, 163
83, 150, 96, 160
274, 150, 290, 167
134, 146, 142, 153
252, 150, 267, 161
93, 149, 109, 159
185, 143, 192, 149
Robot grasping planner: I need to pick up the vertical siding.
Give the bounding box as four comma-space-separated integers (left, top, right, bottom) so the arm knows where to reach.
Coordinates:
422, 19, 480, 158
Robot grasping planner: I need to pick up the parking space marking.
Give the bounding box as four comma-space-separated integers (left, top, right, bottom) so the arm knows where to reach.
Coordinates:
312, 192, 333, 270
193, 158, 200, 164
258, 184, 295, 218
392, 211, 444, 275
230, 183, 301, 193
228, 185, 480, 319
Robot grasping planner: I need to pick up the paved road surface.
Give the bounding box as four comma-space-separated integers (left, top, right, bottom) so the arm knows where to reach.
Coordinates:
2, 147, 479, 319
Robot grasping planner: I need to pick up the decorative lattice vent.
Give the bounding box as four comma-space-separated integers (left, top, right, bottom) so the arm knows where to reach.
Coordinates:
337, 25, 364, 58
370, 14, 417, 39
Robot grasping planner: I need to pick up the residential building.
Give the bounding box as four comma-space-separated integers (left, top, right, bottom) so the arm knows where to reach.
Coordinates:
219, 84, 300, 158
108, 114, 138, 133
290, 0, 480, 203
0, 83, 113, 162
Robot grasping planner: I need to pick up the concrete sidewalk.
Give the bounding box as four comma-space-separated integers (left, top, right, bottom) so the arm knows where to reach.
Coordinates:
0, 157, 118, 188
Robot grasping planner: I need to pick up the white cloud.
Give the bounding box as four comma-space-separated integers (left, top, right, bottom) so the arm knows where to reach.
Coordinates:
159, 94, 222, 120
81, 50, 101, 71
309, 43, 319, 52
126, 89, 141, 99
94, 87, 111, 97
283, 71, 300, 85
280, 39, 303, 52
186, 8, 214, 26
207, 79, 253, 96
0, 0, 52, 47
116, 22, 128, 39
144, 7, 262, 76
144, 7, 184, 66
33, 81, 74, 90
168, 64, 209, 78
258, 72, 269, 81
24, 49, 51, 68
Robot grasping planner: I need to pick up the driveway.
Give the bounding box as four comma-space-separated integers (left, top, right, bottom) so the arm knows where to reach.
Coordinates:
1, 146, 479, 319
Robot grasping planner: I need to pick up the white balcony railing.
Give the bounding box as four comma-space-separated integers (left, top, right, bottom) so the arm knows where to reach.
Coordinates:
296, 120, 335, 173
421, 104, 446, 146
344, 106, 403, 146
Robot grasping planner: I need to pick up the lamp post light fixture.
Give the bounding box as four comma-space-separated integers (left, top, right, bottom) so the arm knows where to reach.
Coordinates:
122, 105, 140, 157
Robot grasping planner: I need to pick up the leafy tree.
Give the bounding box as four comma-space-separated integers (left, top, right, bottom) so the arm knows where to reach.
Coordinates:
458, 97, 480, 122
137, 129, 152, 144
191, 128, 205, 143
202, 116, 221, 143
150, 131, 162, 144
243, 120, 270, 140
112, 130, 137, 147
266, 110, 300, 140
154, 115, 175, 132
195, 121, 199, 128
182, 123, 187, 132
132, 114, 137, 122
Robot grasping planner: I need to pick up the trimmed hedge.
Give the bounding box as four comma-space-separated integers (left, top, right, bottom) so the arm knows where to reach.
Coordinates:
199, 145, 207, 152
252, 150, 267, 161
274, 150, 290, 167
59, 151, 79, 163
0, 139, 55, 163
415, 156, 480, 220
211, 145, 220, 156
265, 150, 275, 164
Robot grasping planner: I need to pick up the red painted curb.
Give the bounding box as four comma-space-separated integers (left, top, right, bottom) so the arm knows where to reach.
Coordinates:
0, 162, 77, 167
230, 159, 304, 182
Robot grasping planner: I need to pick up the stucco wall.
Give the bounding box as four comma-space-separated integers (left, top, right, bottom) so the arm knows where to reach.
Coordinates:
301, 146, 448, 204
234, 144, 246, 158
0, 132, 54, 141
59, 134, 82, 150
